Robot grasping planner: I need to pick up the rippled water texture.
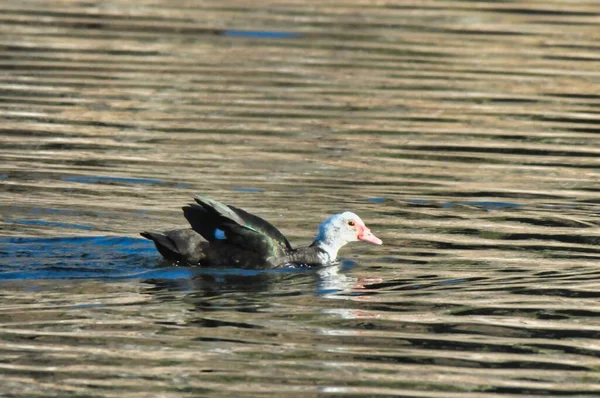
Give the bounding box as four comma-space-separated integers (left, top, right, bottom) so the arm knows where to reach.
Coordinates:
2, 0, 600, 396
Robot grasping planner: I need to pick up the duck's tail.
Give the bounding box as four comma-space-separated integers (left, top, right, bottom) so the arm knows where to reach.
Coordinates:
141, 229, 206, 264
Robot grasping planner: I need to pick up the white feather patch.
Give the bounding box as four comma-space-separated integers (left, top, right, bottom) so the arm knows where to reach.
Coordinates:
214, 228, 226, 240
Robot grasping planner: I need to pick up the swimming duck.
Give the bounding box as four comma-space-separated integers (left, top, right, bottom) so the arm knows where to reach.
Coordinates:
141, 195, 382, 268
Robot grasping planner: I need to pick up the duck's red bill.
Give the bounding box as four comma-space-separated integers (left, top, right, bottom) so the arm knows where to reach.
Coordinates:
358, 227, 383, 245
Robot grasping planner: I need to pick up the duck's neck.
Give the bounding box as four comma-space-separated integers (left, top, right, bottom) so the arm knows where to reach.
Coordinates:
311, 235, 343, 263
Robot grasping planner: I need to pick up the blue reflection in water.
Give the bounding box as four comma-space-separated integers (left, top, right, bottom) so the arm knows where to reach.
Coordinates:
223, 30, 300, 39
0, 236, 155, 280
367, 197, 386, 203
457, 201, 522, 210
232, 187, 264, 193
0, 236, 314, 282
408, 198, 522, 211
4, 219, 94, 230
62, 175, 165, 185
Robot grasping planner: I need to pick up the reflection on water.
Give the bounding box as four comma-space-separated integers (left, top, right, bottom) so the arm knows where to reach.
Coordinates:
2, 0, 600, 395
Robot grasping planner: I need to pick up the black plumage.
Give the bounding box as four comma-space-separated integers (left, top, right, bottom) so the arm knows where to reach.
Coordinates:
142, 196, 325, 268
141, 195, 382, 268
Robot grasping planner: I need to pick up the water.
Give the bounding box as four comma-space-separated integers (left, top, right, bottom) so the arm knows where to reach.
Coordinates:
2, 0, 600, 395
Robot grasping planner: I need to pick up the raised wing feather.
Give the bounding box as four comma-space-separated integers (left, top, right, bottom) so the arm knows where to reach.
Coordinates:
183, 195, 292, 258
227, 204, 292, 251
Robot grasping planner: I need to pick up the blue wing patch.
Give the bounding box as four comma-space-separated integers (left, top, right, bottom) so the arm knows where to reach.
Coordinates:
214, 228, 226, 240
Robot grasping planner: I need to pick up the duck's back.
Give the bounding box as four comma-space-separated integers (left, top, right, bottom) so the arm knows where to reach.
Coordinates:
142, 196, 296, 268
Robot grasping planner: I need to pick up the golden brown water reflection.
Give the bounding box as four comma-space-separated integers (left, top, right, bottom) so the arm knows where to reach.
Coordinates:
2, 0, 600, 396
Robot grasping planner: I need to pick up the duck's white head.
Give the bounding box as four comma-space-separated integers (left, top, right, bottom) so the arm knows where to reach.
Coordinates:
312, 211, 382, 262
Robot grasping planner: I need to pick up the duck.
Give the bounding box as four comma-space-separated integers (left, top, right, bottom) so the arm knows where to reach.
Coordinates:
141, 195, 382, 268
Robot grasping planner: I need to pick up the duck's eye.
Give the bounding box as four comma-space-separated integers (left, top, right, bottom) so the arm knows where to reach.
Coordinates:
347, 220, 355, 227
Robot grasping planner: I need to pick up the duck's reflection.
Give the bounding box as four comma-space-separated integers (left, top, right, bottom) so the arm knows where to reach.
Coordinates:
141, 258, 375, 300
143, 266, 284, 295
137, 262, 395, 345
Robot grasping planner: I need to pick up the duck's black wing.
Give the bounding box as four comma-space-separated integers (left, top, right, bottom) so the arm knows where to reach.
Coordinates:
182, 195, 293, 260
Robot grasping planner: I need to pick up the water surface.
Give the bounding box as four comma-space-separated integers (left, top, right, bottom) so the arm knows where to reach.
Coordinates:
2, 0, 600, 396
